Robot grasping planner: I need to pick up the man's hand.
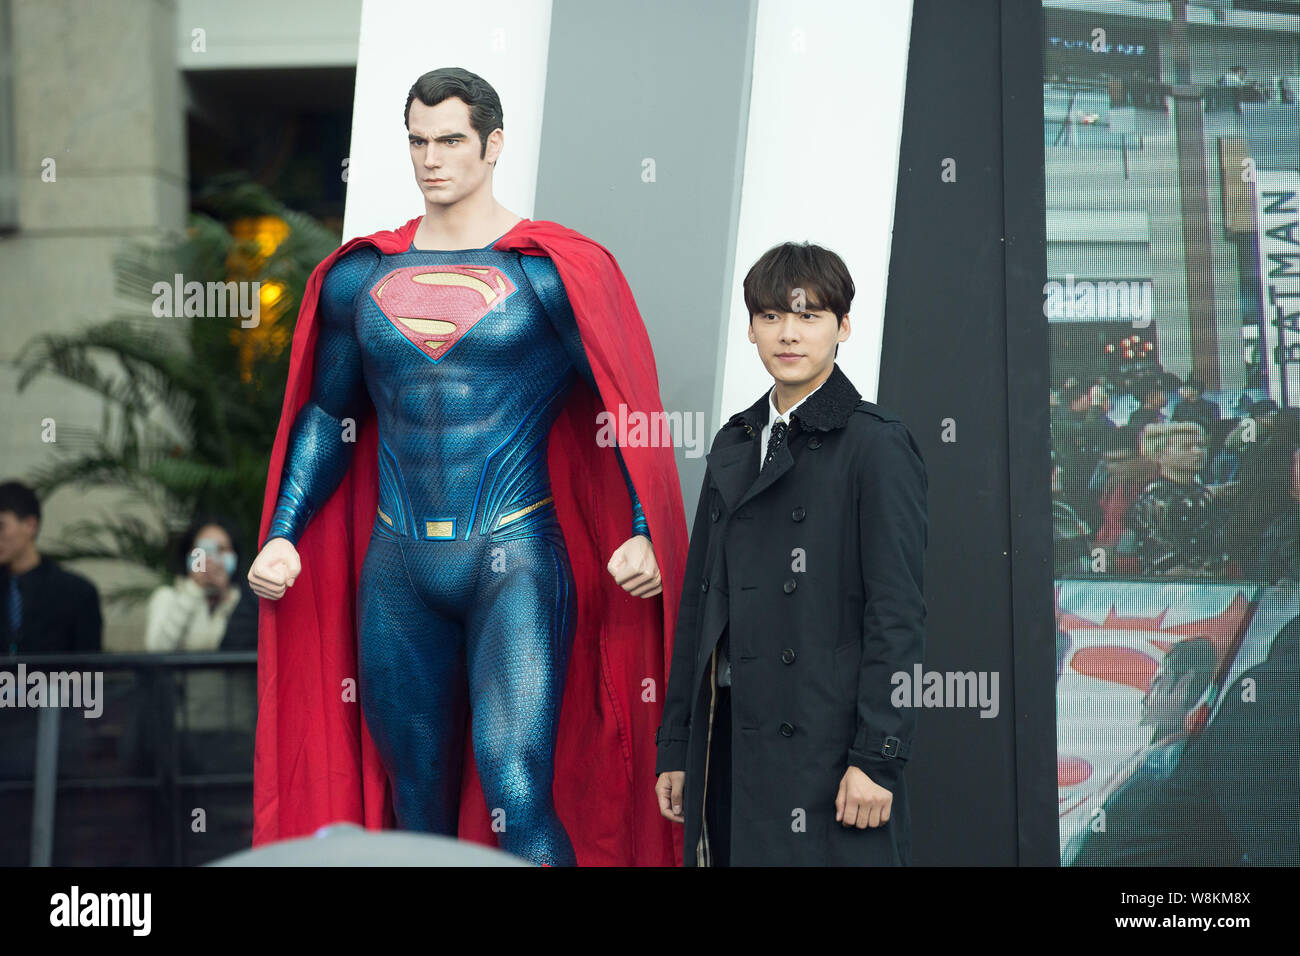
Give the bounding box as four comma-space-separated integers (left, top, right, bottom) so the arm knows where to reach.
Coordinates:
607, 534, 661, 598
835, 765, 892, 828
655, 771, 685, 823
247, 537, 302, 601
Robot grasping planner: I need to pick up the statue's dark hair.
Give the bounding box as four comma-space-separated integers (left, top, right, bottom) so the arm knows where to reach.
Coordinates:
404, 67, 503, 161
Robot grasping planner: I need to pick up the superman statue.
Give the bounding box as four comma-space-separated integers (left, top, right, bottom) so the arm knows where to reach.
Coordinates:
247, 67, 687, 866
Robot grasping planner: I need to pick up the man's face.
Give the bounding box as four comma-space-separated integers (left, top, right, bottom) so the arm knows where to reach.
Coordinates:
0, 511, 37, 567
407, 97, 502, 208
1160, 432, 1206, 473
747, 297, 849, 391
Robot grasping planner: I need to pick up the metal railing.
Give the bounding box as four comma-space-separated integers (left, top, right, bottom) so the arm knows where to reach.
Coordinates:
0, 651, 257, 866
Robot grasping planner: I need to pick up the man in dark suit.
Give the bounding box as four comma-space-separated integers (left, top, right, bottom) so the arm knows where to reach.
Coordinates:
0, 481, 102, 656
654, 242, 928, 865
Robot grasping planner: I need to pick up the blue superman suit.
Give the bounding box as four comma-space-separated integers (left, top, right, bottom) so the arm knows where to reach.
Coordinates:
263, 237, 650, 866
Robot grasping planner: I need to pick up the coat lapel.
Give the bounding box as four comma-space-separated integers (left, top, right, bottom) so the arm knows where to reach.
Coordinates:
706, 440, 757, 512
734, 440, 794, 512
708, 363, 863, 513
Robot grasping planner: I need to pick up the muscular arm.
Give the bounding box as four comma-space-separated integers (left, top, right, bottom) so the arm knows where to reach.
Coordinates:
520, 255, 651, 542
264, 248, 378, 547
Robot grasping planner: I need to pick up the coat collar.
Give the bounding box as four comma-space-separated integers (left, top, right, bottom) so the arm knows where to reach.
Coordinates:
708, 363, 861, 514
725, 362, 862, 434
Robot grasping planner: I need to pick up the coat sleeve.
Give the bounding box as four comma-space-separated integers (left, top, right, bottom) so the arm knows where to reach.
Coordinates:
847, 420, 928, 792
654, 462, 715, 773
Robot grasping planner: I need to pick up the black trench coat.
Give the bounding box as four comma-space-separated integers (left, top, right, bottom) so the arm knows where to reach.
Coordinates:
655, 363, 928, 866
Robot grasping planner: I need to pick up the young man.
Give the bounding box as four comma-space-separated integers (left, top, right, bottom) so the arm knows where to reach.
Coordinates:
247, 67, 687, 866
0, 481, 102, 656
1121, 422, 1231, 577
654, 242, 928, 865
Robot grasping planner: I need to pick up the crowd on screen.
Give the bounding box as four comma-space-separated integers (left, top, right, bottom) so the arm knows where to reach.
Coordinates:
1051, 370, 1300, 583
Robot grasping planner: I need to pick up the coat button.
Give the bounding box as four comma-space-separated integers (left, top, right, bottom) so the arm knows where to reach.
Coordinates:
710, 507, 720, 522
781, 648, 796, 664
791, 506, 805, 522
779, 722, 795, 737
701, 577, 710, 592
783, 578, 796, 594
808, 437, 822, 449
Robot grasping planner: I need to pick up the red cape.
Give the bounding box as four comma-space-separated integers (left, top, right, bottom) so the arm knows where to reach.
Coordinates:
253, 215, 687, 866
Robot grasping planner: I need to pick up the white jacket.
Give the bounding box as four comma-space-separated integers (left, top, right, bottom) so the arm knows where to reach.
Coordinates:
144, 576, 252, 732
145, 575, 242, 652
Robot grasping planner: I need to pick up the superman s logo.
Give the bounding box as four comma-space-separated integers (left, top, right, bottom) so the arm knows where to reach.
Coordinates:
369, 264, 517, 362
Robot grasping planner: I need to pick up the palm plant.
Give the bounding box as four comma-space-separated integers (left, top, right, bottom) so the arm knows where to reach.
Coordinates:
12, 175, 340, 607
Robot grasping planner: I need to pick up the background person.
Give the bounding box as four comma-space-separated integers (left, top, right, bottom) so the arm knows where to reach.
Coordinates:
0, 481, 102, 656
141, 517, 257, 764
1118, 422, 1232, 577
145, 517, 256, 653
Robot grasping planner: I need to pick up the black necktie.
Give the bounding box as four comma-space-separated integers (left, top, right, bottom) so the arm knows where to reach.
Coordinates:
763, 419, 788, 471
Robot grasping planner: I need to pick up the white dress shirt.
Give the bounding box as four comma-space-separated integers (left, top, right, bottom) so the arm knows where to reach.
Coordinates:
760, 378, 826, 465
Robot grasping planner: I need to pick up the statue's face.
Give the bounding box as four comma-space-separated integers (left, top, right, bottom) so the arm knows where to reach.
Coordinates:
407, 97, 501, 210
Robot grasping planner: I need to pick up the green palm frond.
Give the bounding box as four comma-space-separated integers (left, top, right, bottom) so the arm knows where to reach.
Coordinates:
14, 173, 339, 581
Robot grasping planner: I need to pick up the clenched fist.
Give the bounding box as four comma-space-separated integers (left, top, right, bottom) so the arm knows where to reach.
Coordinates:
247, 537, 302, 600
607, 534, 661, 598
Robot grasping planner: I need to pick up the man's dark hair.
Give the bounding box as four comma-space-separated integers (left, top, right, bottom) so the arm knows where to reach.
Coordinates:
1161, 637, 1216, 705
404, 67, 504, 161
743, 242, 854, 322
743, 242, 854, 357
0, 481, 40, 526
